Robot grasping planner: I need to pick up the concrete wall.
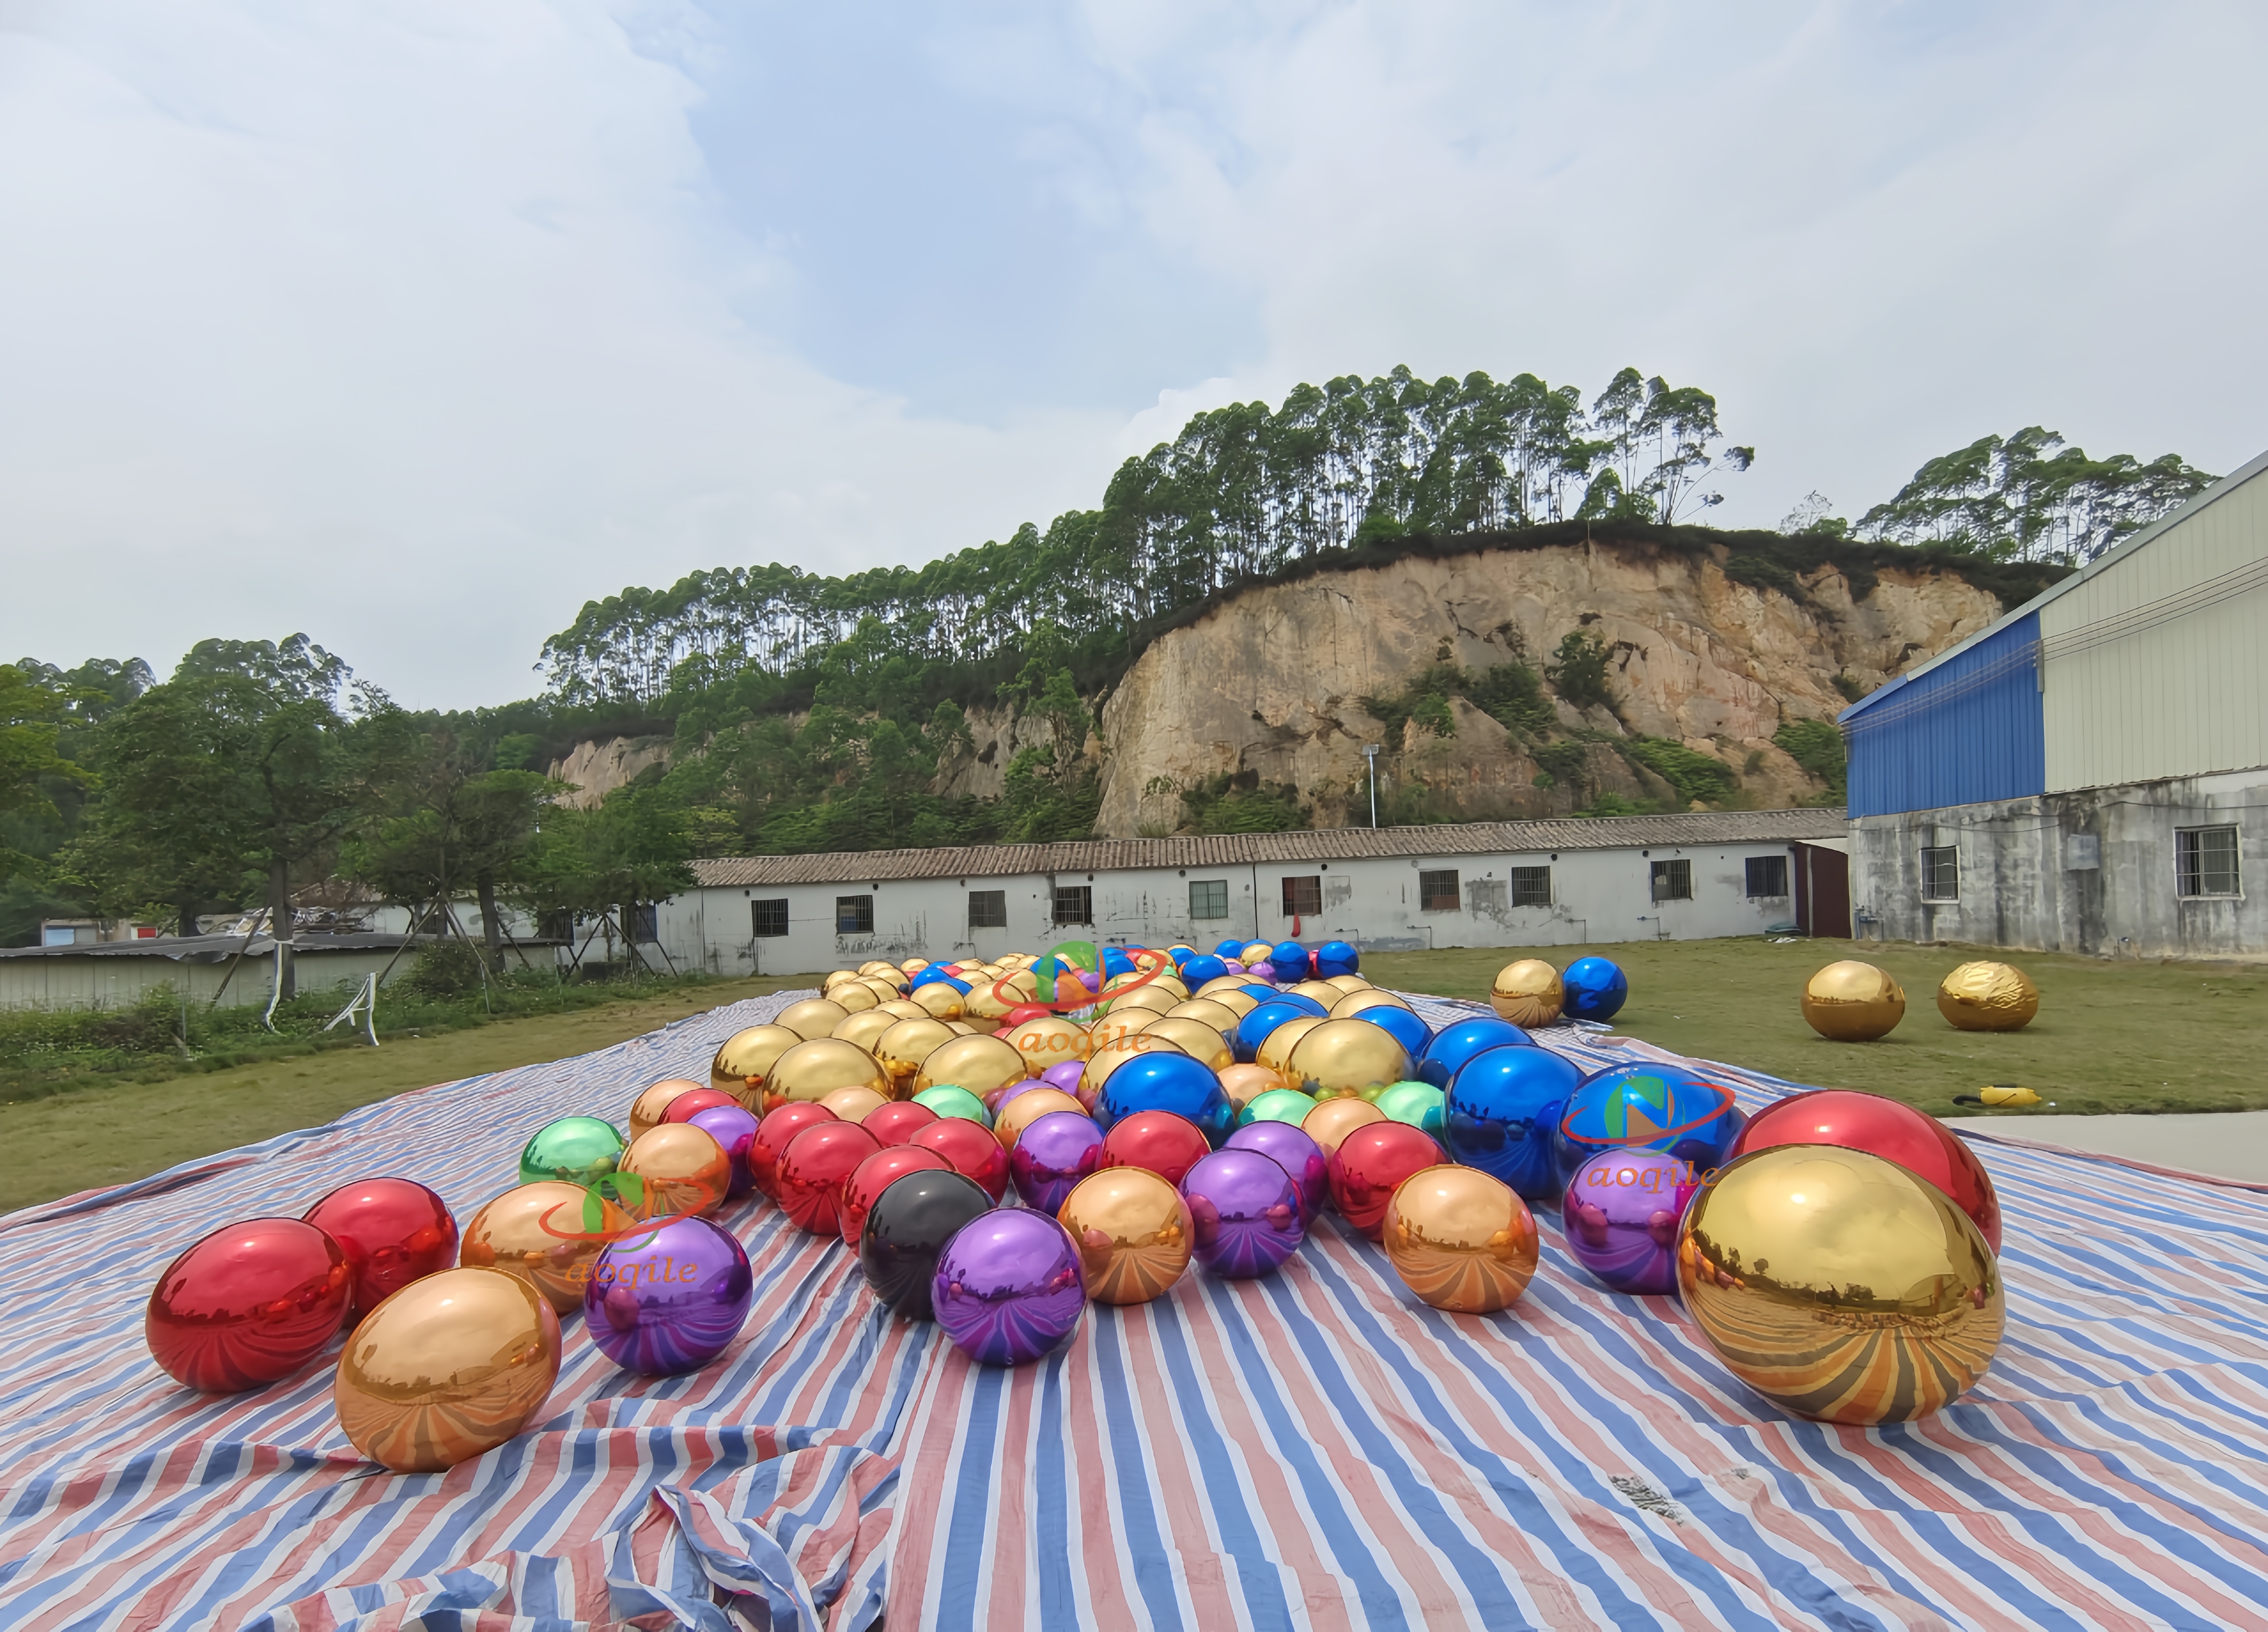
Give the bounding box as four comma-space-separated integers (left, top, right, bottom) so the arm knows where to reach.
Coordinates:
1849, 764, 2268, 958
653, 840, 1812, 976
0, 946, 417, 1013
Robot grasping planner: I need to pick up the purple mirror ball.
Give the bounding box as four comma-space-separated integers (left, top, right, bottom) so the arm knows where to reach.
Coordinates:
1181, 1149, 1305, 1278
1222, 1121, 1329, 1224
583, 1215, 753, 1375
1009, 1111, 1107, 1215
1559, 1149, 1699, 1294
931, 1209, 1087, 1365
686, 1104, 762, 1199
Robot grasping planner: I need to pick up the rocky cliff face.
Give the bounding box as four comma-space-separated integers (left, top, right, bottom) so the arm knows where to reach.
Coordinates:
549, 734, 672, 809
1092, 539, 2003, 837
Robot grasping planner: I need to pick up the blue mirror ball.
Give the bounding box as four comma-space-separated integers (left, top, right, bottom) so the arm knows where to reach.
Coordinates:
1350, 1003, 1433, 1061
1560, 956, 1630, 1022
1416, 1017, 1535, 1090
1100, 946, 1139, 979
1442, 1044, 1585, 1198
1270, 941, 1310, 978
1166, 946, 1193, 968
1095, 1051, 1235, 1146
1212, 938, 1248, 960
1179, 954, 1230, 988
1233, 995, 1332, 1061
1552, 1061, 1747, 1187
1313, 940, 1360, 978
910, 968, 971, 993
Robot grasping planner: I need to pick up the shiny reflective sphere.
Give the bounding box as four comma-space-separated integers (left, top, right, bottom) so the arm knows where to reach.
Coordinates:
774, 1120, 882, 1235
1560, 957, 1629, 1022
710, 1025, 805, 1109
1096, 1049, 1235, 1144
1727, 1089, 2002, 1251
1327, 988, 1412, 1020
913, 1034, 1034, 1102
517, 1115, 626, 1191
1328, 1122, 1445, 1240
1347, 1000, 1433, 1062
840, 1145, 955, 1249
819, 1084, 890, 1123
1217, 1061, 1289, 1111
1224, 1120, 1329, 1222
629, 1078, 709, 1140
303, 1177, 460, 1324
582, 1216, 753, 1376
1235, 996, 1331, 1062
765, 1038, 893, 1112
459, 1181, 638, 1314
1140, 1016, 1234, 1073
1301, 1096, 1386, 1154
336, 1267, 562, 1470
774, 997, 851, 1041
909, 1115, 1011, 1201
1280, 1019, 1414, 1104
146, 1218, 351, 1391
1371, 1080, 1446, 1140
1182, 1149, 1305, 1278
1560, 1150, 1696, 1294
1254, 1015, 1326, 1078
1443, 1045, 1584, 1199
1801, 960, 1907, 1041
909, 982, 968, 1022
1383, 1166, 1538, 1313
932, 1209, 1087, 1365
618, 1124, 733, 1220
660, 1088, 742, 1126
862, 1099, 941, 1147
1679, 1145, 2004, 1423
861, 1168, 996, 1319
1098, 1108, 1212, 1188
1313, 940, 1360, 978
1239, 1087, 1320, 1128
1553, 1061, 1745, 1186
1009, 1110, 1107, 1214
912, 1084, 993, 1126
686, 1104, 761, 1198
1490, 960, 1564, 1028
1935, 961, 2040, 1032
876, 1017, 959, 1097
1006, 1014, 1091, 1074
1417, 1018, 1535, 1090
750, 1103, 835, 1201
832, 1007, 901, 1054
994, 1087, 1087, 1151
1058, 1167, 1193, 1304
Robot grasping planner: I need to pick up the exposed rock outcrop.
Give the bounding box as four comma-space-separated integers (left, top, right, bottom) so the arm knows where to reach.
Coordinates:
549, 735, 672, 809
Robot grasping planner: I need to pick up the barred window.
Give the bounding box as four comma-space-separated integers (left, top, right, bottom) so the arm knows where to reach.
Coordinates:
967, 889, 1008, 929
2176, 826, 2240, 898
1053, 885, 1093, 925
751, 899, 788, 937
1745, 855, 1789, 898
836, 895, 874, 934
1189, 879, 1229, 920
1650, 859, 1692, 902
1418, 869, 1460, 911
1281, 876, 1322, 919
1920, 846, 1959, 902
1510, 865, 1552, 907
629, 903, 658, 942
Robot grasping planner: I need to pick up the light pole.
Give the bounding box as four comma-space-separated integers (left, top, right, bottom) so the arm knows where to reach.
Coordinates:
1363, 744, 1380, 828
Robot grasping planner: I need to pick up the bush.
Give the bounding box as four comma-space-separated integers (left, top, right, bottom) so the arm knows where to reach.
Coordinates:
1623, 737, 1737, 806
1546, 631, 1614, 709
1774, 719, 1847, 797
400, 939, 490, 999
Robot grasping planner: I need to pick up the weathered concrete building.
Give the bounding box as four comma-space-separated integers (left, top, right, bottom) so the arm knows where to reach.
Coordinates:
656, 809, 1849, 978
1843, 449, 2268, 958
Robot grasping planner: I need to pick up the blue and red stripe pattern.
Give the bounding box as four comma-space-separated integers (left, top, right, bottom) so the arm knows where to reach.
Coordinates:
2, 993, 2266, 1629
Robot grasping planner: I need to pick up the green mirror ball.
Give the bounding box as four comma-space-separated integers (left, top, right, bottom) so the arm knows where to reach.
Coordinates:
1372, 1081, 1447, 1140
518, 1116, 628, 1189
913, 1085, 994, 1128
1238, 1088, 1321, 1128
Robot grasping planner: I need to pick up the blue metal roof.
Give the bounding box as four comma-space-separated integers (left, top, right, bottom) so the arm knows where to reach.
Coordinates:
1843, 612, 2045, 817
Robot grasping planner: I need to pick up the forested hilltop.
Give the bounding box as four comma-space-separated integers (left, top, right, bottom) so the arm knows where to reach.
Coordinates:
0, 364, 2215, 946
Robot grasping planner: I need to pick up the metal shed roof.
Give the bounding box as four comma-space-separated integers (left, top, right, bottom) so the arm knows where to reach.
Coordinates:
688, 808, 1849, 888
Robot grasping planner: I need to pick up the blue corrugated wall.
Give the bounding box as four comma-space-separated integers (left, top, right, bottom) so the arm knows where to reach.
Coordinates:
1843, 612, 2045, 818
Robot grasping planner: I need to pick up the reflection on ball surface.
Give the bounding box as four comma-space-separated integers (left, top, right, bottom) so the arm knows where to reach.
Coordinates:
710, 1025, 804, 1109
146, 1218, 352, 1392
1560, 1150, 1695, 1294
1490, 960, 1564, 1027
1935, 961, 2039, 1032
1280, 1019, 1413, 1104
1801, 961, 1907, 1041
335, 1267, 562, 1471
1383, 1166, 1538, 1313
1560, 957, 1629, 1022
461, 1181, 637, 1313
1058, 1167, 1192, 1304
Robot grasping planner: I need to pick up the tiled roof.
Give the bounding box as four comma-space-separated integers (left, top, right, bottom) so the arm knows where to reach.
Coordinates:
688, 808, 1849, 887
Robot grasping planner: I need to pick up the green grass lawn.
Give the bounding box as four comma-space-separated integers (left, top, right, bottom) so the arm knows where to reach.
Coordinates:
5, 975, 794, 1208
1368, 937, 2268, 1121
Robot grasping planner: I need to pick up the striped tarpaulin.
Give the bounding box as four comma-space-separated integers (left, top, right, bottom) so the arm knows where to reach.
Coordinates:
2, 991, 2265, 1630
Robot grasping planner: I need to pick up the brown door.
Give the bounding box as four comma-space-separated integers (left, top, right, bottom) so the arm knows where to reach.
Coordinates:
1794, 843, 1851, 938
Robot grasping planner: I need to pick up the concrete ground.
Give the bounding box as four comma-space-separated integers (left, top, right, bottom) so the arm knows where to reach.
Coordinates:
1946, 1112, 2268, 1185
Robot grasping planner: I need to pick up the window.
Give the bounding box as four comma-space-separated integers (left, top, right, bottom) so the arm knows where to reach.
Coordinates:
1053, 885, 1092, 925
1282, 876, 1322, 919
628, 903, 658, 942
836, 894, 874, 934
751, 899, 789, 938
1510, 866, 1553, 908
1650, 859, 1692, 902
1745, 855, 1789, 898
2177, 825, 2241, 898
1189, 879, 1230, 920
967, 889, 1008, 929
1419, 869, 1461, 911
1920, 846, 1959, 902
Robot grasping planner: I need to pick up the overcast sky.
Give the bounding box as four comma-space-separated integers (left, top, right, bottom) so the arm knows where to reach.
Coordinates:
4, 2, 2264, 708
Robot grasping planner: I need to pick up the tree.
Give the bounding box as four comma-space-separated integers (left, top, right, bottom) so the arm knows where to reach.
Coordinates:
517, 784, 695, 972
0, 664, 93, 886
1858, 430, 2214, 562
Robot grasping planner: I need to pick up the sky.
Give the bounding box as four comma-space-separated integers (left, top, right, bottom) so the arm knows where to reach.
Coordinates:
4, 1, 2264, 708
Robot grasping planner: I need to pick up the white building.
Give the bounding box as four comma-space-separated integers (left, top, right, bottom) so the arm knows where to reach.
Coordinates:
651, 809, 1849, 978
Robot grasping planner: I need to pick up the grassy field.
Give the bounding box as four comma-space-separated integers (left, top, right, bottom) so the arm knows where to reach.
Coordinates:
1369, 937, 2268, 1121
5, 975, 792, 1207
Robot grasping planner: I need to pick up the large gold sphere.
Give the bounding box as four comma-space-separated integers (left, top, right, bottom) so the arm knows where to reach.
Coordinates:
709, 1024, 804, 1110
1199, 986, 1261, 1018
1323, 975, 1372, 995
1491, 960, 1564, 1027
774, 997, 850, 1041
874, 1017, 955, 1095
1058, 1168, 1193, 1305
1088, 1008, 1157, 1051
1196, 975, 1254, 1001
1382, 1166, 1539, 1314
628, 1078, 707, 1140
1303, 1096, 1386, 1154
764, 1037, 892, 1112
858, 960, 901, 978
1254, 1016, 1326, 1078
1139, 1016, 1234, 1074
994, 1087, 1087, 1150
875, 998, 928, 1020
1216, 1062, 1288, 1112
458, 1182, 636, 1315
831, 1008, 901, 1054
1801, 960, 1907, 1041
618, 1124, 732, 1219
1936, 961, 2039, 1032
909, 982, 967, 1022
1328, 989, 1413, 1021
1005, 1013, 1091, 1073
1082, 1031, 1186, 1104
912, 1033, 1033, 1103
1165, 997, 1243, 1034
1104, 983, 1181, 1018
1678, 1144, 2004, 1424
1287, 980, 1344, 1007
1281, 1018, 1414, 1102
334, 1267, 561, 1473
830, 981, 879, 1014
